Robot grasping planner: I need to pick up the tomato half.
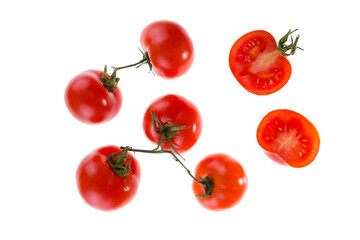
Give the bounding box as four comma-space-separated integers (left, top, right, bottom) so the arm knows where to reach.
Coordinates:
64, 70, 122, 124
192, 153, 248, 211
142, 94, 202, 153
140, 20, 194, 79
229, 30, 292, 95
76, 145, 141, 211
257, 109, 320, 168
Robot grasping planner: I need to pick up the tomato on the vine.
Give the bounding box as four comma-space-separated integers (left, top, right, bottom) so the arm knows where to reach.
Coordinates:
143, 94, 202, 154
140, 20, 194, 79
257, 109, 320, 168
76, 145, 141, 211
65, 69, 122, 124
192, 153, 247, 211
229, 29, 300, 95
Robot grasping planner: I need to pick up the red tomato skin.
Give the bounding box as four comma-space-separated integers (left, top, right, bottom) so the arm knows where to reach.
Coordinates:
140, 20, 194, 79
257, 109, 320, 168
143, 94, 202, 153
192, 153, 248, 211
229, 30, 291, 95
76, 145, 141, 211
64, 70, 122, 124
264, 151, 288, 166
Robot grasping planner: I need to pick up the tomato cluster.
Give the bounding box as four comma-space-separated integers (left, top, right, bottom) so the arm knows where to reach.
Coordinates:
65, 20, 320, 212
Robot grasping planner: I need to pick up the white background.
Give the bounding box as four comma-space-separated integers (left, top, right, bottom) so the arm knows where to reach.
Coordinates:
1, 0, 359, 239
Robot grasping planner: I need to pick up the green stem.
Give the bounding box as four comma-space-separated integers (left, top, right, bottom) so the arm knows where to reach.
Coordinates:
112, 49, 152, 72
112, 59, 146, 70
100, 49, 152, 92
120, 146, 204, 186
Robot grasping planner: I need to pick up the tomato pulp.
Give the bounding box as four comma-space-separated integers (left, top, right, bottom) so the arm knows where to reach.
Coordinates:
65, 70, 122, 124
76, 145, 141, 211
229, 30, 292, 95
257, 109, 320, 168
140, 20, 194, 79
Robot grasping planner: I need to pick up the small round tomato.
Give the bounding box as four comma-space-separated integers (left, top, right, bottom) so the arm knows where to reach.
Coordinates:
65, 70, 122, 124
76, 145, 141, 211
192, 153, 248, 211
229, 30, 298, 95
140, 20, 194, 79
143, 94, 202, 153
257, 109, 320, 168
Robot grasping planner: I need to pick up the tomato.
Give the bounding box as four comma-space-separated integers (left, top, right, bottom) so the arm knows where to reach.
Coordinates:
76, 145, 141, 211
143, 94, 202, 154
140, 20, 194, 79
192, 153, 247, 211
257, 109, 320, 168
64, 69, 122, 124
229, 30, 295, 95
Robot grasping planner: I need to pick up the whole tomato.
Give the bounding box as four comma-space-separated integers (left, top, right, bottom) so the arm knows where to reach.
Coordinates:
140, 20, 194, 79
143, 94, 202, 154
192, 153, 248, 211
229, 29, 300, 95
257, 109, 320, 168
76, 145, 141, 211
64, 69, 122, 124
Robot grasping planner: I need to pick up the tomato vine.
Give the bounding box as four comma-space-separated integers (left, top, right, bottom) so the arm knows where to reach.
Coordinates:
108, 108, 214, 199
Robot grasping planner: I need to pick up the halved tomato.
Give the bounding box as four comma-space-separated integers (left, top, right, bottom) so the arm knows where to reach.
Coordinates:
229, 30, 296, 95
257, 109, 320, 168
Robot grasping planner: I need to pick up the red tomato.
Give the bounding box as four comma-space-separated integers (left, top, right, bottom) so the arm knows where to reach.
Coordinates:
192, 153, 248, 211
229, 30, 293, 95
64, 70, 122, 124
76, 145, 141, 211
257, 109, 320, 168
143, 94, 202, 153
140, 20, 194, 79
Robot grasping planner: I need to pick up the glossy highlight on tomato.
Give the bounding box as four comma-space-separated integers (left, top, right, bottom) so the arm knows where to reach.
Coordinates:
257, 109, 320, 168
229, 30, 292, 95
143, 94, 202, 153
140, 20, 194, 79
65, 70, 122, 124
76, 145, 141, 211
192, 153, 247, 211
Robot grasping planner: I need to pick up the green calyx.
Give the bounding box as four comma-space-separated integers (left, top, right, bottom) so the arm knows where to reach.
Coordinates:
277, 29, 303, 56
150, 107, 188, 159
100, 65, 120, 92
195, 176, 214, 199
108, 148, 132, 188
